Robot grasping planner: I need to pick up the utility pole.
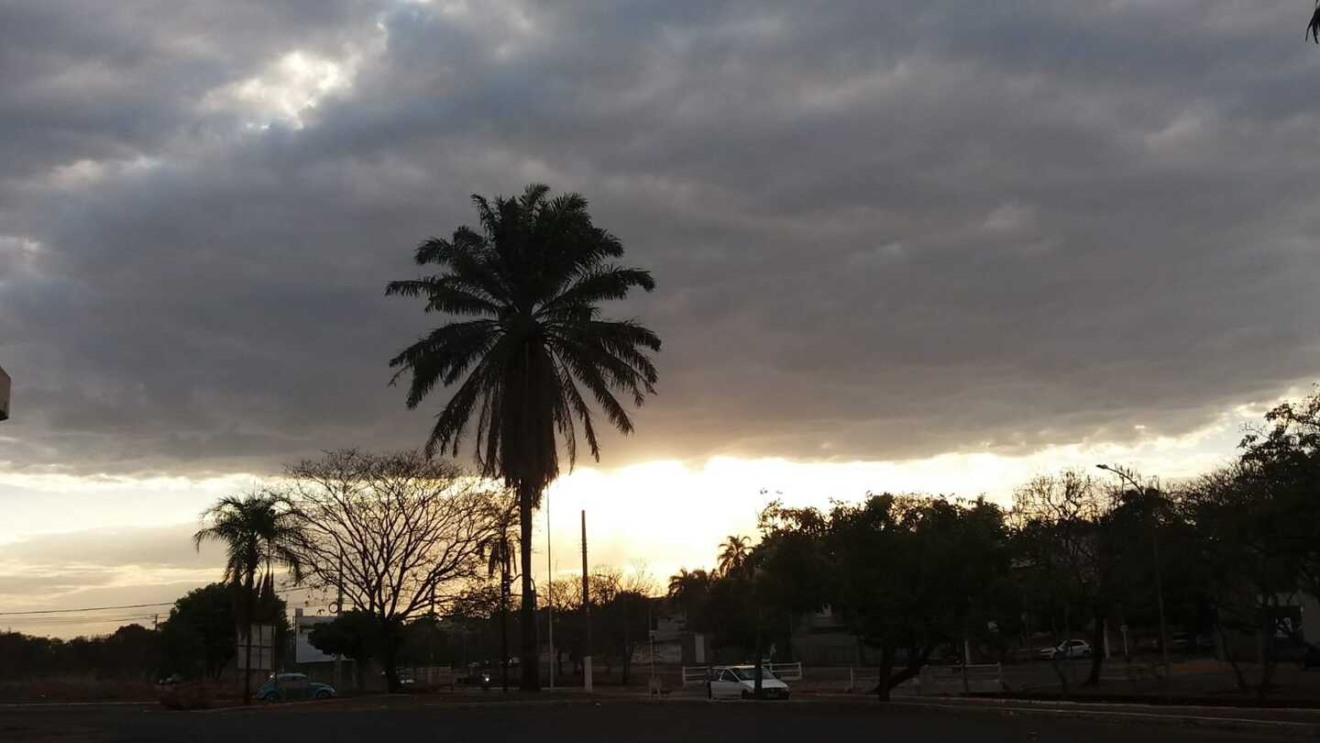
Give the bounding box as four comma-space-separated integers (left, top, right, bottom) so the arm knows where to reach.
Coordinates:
334, 553, 344, 690
546, 491, 554, 690
581, 510, 592, 693
429, 583, 436, 670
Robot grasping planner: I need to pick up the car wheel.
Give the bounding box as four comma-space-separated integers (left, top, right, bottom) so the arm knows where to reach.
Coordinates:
741, 690, 751, 700
315, 690, 331, 700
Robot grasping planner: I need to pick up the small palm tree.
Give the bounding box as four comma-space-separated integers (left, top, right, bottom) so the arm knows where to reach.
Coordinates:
387, 184, 661, 690
717, 535, 751, 576
194, 492, 303, 704
667, 568, 713, 628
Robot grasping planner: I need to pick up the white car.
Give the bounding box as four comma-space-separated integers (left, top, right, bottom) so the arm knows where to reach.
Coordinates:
1039, 639, 1091, 660
707, 665, 791, 700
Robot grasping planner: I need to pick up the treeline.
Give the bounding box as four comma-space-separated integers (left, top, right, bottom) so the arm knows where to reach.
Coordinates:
664, 389, 1320, 700
0, 624, 157, 681
0, 583, 286, 683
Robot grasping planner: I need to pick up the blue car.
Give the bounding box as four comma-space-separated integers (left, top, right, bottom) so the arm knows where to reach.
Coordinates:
256, 673, 336, 701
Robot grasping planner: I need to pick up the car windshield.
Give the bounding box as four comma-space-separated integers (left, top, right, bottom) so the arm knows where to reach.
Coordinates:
732, 668, 775, 681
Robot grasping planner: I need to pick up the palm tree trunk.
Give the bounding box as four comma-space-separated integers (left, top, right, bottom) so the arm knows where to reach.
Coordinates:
519, 482, 540, 691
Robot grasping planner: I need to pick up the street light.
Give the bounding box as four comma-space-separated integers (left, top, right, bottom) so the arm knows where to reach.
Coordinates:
1096, 463, 1171, 695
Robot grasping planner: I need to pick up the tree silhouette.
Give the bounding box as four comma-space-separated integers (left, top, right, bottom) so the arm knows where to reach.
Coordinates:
667, 568, 714, 630
717, 535, 751, 576
193, 492, 303, 703
387, 184, 661, 690
285, 450, 501, 692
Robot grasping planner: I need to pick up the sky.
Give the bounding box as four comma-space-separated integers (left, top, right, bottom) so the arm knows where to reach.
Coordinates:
4, 0, 1320, 637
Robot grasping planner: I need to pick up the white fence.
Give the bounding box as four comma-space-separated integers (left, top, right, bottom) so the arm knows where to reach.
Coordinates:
680, 661, 803, 686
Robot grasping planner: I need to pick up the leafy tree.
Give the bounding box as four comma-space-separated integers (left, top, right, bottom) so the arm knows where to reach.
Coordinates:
1182, 465, 1312, 699
160, 583, 238, 680
160, 582, 290, 682
193, 492, 303, 703
308, 610, 383, 692
386, 184, 661, 690
761, 494, 1010, 701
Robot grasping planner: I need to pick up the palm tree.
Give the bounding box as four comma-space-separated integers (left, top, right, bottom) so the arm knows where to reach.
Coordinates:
667, 568, 713, 629
387, 184, 661, 690
717, 535, 751, 576
193, 492, 304, 704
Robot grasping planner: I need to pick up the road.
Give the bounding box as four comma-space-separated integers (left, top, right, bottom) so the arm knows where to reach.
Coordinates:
0, 697, 1295, 743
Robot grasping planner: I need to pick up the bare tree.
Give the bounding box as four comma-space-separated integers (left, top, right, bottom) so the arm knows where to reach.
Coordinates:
284, 450, 502, 691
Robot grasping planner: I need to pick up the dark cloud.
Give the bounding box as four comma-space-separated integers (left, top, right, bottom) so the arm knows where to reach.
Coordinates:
3, 0, 1320, 476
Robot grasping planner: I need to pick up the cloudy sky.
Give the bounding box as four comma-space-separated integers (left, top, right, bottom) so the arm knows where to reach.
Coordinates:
4, 0, 1320, 637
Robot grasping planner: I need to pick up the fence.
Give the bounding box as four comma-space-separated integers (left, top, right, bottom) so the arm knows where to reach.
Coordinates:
680, 661, 803, 686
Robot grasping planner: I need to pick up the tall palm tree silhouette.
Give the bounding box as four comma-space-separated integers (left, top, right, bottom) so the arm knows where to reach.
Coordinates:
193, 492, 303, 704
387, 184, 661, 690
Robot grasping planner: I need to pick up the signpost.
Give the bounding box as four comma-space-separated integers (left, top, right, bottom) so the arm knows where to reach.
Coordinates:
0, 364, 9, 421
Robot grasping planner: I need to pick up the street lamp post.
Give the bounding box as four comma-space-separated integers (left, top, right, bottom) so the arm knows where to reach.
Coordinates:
1096, 463, 1171, 697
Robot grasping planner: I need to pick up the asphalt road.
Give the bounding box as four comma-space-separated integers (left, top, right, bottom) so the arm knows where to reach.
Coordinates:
0, 698, 1297, 743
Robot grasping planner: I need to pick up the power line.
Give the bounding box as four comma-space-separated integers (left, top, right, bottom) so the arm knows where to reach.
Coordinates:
0, 602, 173, 617
0, 581, 324, 619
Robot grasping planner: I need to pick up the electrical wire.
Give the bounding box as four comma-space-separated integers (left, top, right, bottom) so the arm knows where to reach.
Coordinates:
0, 601, 174, 617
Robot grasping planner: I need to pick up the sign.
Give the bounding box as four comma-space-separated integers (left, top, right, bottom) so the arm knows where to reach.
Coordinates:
0, 364, 9, 421
236, 624, 275, 670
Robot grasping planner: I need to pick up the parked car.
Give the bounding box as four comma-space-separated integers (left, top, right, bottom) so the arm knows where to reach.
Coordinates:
706, 666, 790, 700
1038, 639, 1091, 660
255, 673, 336, 702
